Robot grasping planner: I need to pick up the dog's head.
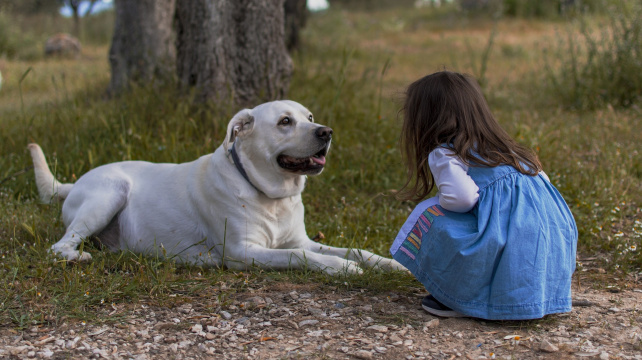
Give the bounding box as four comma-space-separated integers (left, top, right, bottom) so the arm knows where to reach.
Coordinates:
223, 100, 332, 198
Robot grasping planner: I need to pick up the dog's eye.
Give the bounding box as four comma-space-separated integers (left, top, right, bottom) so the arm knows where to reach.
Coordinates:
279, 117, 291, 126
308, 114, 313, 122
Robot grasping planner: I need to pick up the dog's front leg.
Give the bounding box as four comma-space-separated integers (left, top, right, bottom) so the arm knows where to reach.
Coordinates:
222, 244, 363, 275
302, 239, 407, 272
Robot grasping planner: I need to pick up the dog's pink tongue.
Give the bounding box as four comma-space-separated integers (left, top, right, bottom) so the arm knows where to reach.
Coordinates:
311, 155, 326, 166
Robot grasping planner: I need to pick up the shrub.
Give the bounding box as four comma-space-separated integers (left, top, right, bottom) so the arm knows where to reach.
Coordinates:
0, 12, 45, 60
502, 0, 560, 18
0, 12, 19, 58
458, 0, 604, 19
544, 0, 642, 110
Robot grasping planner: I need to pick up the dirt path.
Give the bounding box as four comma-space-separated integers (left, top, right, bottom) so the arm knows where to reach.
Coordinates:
1, 281, 640, 360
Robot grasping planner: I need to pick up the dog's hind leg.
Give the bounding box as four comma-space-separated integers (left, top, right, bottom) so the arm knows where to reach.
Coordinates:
52, 181, 129, 262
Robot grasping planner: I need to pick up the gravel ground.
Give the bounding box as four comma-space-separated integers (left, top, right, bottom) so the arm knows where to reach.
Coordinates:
1, 279, 641, 360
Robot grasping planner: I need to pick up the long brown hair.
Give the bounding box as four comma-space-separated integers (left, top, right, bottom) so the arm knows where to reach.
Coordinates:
398, 71, 542, 202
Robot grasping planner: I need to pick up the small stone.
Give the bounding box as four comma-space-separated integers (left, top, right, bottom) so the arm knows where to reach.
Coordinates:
354, 350, 373, 359
178, 340, 193, 349
334, 302, 346, 309
299, 319, 319, 327
247, 296, 266, 305
608, 307, 620, 313
308, 307, 325, 317
307, 330, 325, 337
423, 319, 439, 329
206, 333, 216, 340
38, 348, 54, 359
235, 317, 250, 325
600, 352, 610, 360
289, 291, 299, 300
191, 324, 203, 333
366, 325, 388, 333
220, 311, 232, 320
540, 340, 559, 353
389, 334, 402, 342
66, 337, 80, 349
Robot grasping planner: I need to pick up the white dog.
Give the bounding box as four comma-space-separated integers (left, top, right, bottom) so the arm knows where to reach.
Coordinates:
29, 100, 405, 275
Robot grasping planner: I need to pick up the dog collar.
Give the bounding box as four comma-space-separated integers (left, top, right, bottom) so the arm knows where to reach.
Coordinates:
229, 143, 261, 193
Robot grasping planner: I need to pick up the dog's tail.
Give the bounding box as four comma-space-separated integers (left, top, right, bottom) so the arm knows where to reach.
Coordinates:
28, 143, 73, 203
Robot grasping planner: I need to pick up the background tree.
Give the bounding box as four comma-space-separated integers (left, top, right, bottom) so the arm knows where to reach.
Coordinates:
175, 0, 292, 106
60, 0, 99, 37
108, 0, 176, 94
284, 0, 308, 51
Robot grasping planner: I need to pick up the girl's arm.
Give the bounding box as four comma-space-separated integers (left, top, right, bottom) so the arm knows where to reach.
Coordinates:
428, 148, 479, 213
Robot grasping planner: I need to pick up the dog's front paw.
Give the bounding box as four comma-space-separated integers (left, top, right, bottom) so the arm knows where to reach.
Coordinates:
322, 260, 363, 276
50, 246, 92, 262
72, 251, 93, 262
376, 258, 409, 272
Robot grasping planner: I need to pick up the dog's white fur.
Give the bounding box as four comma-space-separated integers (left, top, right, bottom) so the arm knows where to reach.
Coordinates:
29, 100, 405, 275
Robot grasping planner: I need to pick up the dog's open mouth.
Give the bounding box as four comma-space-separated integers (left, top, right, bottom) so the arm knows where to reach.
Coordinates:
277, 147, 328, 174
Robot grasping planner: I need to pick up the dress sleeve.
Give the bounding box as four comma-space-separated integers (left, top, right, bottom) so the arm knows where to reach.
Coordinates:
428, 148, 479, 213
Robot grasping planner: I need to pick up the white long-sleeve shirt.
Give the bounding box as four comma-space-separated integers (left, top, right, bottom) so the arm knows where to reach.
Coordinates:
428, 147, 550, 213
428, 147, 479, 213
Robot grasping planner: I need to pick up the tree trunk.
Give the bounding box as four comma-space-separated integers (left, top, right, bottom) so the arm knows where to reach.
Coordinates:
175, 0, 293, 106
108, 0, 176, 95
71, 3, 81, 38
284, 0, 308, 51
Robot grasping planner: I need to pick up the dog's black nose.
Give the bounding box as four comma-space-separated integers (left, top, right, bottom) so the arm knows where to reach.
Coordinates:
315, 126, 333, 142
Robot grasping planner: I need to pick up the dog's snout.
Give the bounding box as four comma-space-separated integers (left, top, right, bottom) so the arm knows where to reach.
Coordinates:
315, 127, 333, 142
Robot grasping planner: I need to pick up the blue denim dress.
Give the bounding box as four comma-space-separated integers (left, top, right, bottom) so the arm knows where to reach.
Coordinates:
391, 164, 578, 320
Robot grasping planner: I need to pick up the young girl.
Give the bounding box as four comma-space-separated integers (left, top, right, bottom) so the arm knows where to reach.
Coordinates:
390, 71, 577, 320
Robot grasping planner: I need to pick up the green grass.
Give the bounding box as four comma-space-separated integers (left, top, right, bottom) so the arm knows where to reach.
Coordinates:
0, 5, 641, 328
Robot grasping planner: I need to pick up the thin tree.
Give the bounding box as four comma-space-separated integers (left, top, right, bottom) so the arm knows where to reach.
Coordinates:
284, 0, 308, 51
175, 0, 293, 106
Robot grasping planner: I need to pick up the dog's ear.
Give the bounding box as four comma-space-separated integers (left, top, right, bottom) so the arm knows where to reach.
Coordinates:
223, 109, 254, 152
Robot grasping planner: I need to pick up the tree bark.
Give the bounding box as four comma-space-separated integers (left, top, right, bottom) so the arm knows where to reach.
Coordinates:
284, 0, 308, 51
108, 0, 176, 95
176, 0, 293, 106
69, 1, 81, 38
